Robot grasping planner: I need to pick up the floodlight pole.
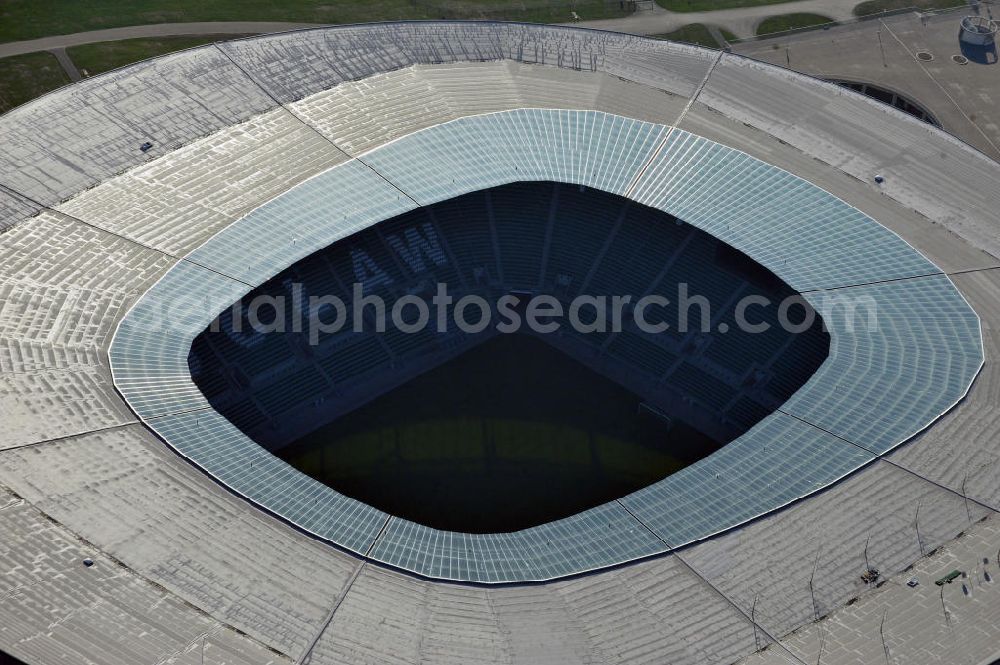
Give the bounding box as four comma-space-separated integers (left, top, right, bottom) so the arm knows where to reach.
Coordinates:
864, 532, 871, 573
877, 29, 887, 68
809, 548, 822, 620
880, 609, 890, 665
962, 472, 973, 523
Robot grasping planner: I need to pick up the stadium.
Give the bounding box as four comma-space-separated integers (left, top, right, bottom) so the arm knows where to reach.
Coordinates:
1, 20, 1000, 665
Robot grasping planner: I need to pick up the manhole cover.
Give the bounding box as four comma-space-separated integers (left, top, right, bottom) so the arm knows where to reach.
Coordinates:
953, 54, 969, 65
916, 51, 934, 61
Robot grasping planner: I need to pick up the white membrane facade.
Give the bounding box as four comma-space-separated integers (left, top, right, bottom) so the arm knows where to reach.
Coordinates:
2, 21, 1000, 665
109, 109, 981, 583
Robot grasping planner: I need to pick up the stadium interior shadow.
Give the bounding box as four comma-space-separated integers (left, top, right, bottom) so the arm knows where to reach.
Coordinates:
275, 333, 717, 532
188, 181, 830, 533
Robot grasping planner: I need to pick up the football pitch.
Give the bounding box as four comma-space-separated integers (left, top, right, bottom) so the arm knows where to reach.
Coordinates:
278, 334, 721, 532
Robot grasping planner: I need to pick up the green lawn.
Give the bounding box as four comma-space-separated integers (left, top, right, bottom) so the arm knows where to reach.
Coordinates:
0, 51, 69, 113
756, 12, 833, 35
274, 334, 717, 532
658, 0, 802, 11
283, 415, 693, 532
652, 23, 737, 48
68, 35, 248, 76
853, 0, 964, 16
0, 0, 628, 44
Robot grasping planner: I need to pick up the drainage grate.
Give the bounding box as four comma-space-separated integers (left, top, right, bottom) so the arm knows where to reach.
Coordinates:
916, 51, 934, 61
952, 54, 969, 65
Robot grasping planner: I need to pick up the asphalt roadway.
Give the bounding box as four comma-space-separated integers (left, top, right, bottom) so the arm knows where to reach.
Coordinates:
0, 0, 868, 58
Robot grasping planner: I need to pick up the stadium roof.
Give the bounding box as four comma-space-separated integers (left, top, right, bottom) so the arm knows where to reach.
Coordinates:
109, 108, 981, 583
2, 20, 1000, 665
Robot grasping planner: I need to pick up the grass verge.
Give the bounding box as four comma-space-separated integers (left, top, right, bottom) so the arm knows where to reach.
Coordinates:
0, 51, 68, 113
853, 0, 964, 16
0, 0, 628, 44
658, 0, 803, 11
756, 12, 834, 35
68, 35, 248, 76
652, 23, 737, 48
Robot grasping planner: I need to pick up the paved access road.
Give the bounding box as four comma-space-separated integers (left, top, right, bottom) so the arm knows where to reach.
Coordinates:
0, 22, 321, 58
0, 0, 867, 59
577, 0, 864, 37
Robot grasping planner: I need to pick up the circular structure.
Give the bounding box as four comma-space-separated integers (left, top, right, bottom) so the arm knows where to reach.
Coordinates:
2, 21, 1000, 665
916, 50, 934, 61
110, 107, 979, 584
953, 54, 970, 64
960, 15, 999, 46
